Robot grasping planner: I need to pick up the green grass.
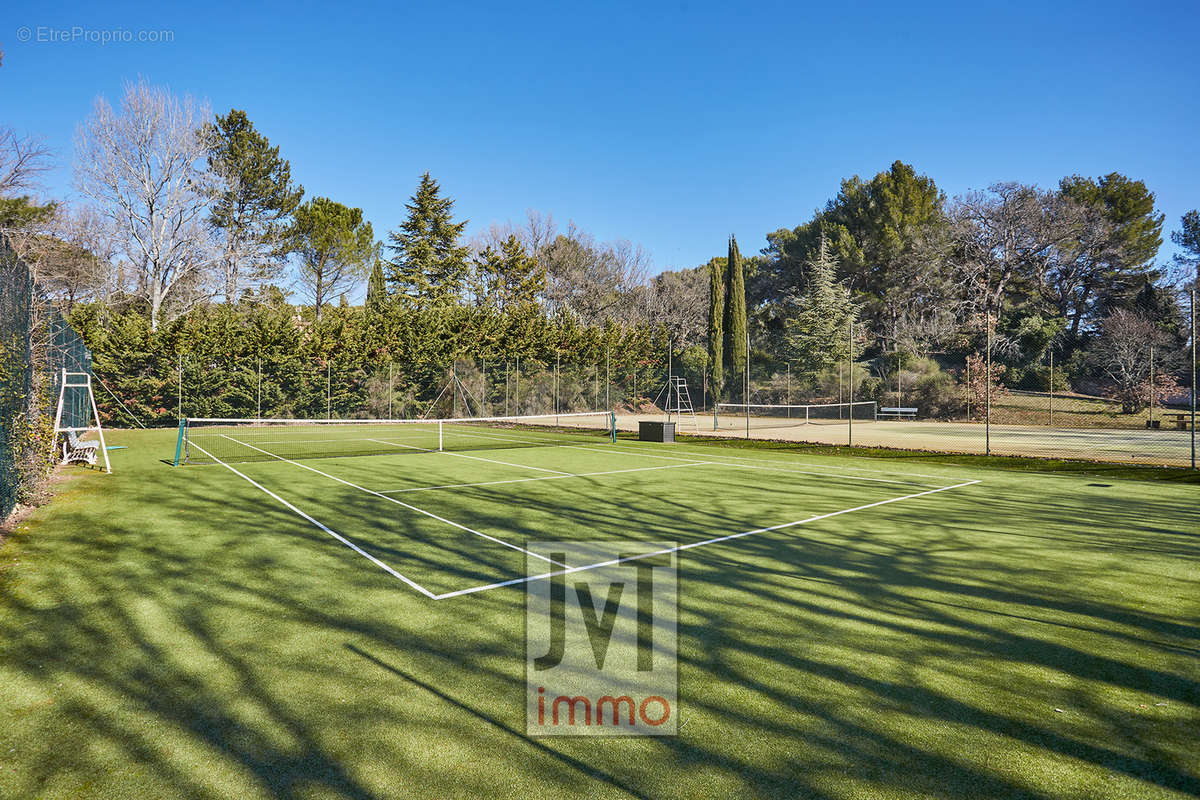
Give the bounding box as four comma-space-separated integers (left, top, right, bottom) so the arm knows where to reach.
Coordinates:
1, 427, 1197, 799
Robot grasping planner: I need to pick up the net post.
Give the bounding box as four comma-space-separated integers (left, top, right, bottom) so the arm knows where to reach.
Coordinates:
610, 411, 617, 442
438, 420, 444, 452
174, 418, 187, 466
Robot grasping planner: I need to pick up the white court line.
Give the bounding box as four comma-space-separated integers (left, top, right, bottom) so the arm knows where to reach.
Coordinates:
445, 427, 927, 488
437, 420, 954, 481
366, 437, 434, 453
600, 447, 929, 487
439, 450, 571, 475
376, 461, 713, 494
219, 435, 569, 567
606, 439, 957, 481
185, 439, 437, 598
433, 479, 982, 600
366, 436, 571, 476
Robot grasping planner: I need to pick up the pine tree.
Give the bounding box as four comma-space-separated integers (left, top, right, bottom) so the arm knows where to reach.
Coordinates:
284, 197, 376, 321
206, 110, 304, 302
498, 234, 545, 308
1172, 210, 1200, 286
784, 232, 857, 371
723, 235, 747, 402
706, 256, 725, 401
386, 172, 469, 308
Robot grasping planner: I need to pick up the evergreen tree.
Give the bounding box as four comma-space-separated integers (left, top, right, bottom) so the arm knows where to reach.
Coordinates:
706, 256, 725, 401
1172, 210, 1200, 285
723, 235, 748, 401
386, 172, 469, 307
366, 256, 388, 315
759, 161, 946, 347
285, 197, 376, 321
0, 196, 55, 231
206, 110, 304, 302
784, 233, 857, 371
497, 234, 545, 308
1060, 173, 1164, 267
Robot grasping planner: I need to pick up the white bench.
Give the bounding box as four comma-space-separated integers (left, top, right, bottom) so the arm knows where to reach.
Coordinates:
876, 406, 917, 421
62, 430, 100, 466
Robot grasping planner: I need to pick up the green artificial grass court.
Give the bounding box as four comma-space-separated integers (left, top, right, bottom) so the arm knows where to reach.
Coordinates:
1, 426, 1197, 799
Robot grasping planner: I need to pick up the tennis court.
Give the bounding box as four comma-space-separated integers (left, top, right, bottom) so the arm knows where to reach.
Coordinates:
175, 413, 978, 600
3, 418, 1198, 799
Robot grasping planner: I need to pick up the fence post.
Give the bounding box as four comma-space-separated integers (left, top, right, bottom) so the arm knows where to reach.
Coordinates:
986, 312, 992, 456
257, 357, 262, 420
1048, 350, 1053, 427
744, 329, 750, 438
1149, 344, 1155, 428
1191, 288, 1196, 469
965, 357, 970, 421
326, 362, 331, 420
177, 353, 182, 419
848, 319, 854, 447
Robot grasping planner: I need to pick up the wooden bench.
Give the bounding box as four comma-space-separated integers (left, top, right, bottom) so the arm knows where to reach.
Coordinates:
1166, 412, 1196, 430
876, 406, 917, 421
61, 430, 100, 466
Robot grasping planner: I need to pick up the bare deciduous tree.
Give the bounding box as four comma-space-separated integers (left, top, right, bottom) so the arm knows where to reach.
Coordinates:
945, 183, 1080, 321
74, 79, 216, 330
642, 267, 709, 345
0, 126, 53, 198
541, 222, 651, 325
33, 206, 125, 310
1090, 308, 1180, 413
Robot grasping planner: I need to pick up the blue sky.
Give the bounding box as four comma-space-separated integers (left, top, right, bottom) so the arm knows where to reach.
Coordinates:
3, 0, 1198, 273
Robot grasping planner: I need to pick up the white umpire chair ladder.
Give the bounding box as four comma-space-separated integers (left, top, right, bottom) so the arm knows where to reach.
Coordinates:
666, 376, 700, 433
53, 369, 111, 473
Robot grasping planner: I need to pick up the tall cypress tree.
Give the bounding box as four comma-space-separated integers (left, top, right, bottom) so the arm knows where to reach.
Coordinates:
723, 235, 748, 402
385, 172, 469, 308
707, 256, 725, 402
366, 257, 387, 314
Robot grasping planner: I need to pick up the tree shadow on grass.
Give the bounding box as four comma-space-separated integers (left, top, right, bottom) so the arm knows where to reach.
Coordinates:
1, 435, 1198, 798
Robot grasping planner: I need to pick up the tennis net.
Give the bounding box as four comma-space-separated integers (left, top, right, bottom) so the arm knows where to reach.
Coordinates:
713, 402, 877, 432
176, 411, 617, 465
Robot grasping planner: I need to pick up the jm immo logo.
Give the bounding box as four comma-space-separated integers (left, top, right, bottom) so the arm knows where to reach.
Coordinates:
525, 542, 678, 736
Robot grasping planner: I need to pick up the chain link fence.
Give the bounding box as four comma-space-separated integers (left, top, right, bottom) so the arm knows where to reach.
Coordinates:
720, 306, 1200, 468
145, 350, 673, 424
1, 234, 98, 520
